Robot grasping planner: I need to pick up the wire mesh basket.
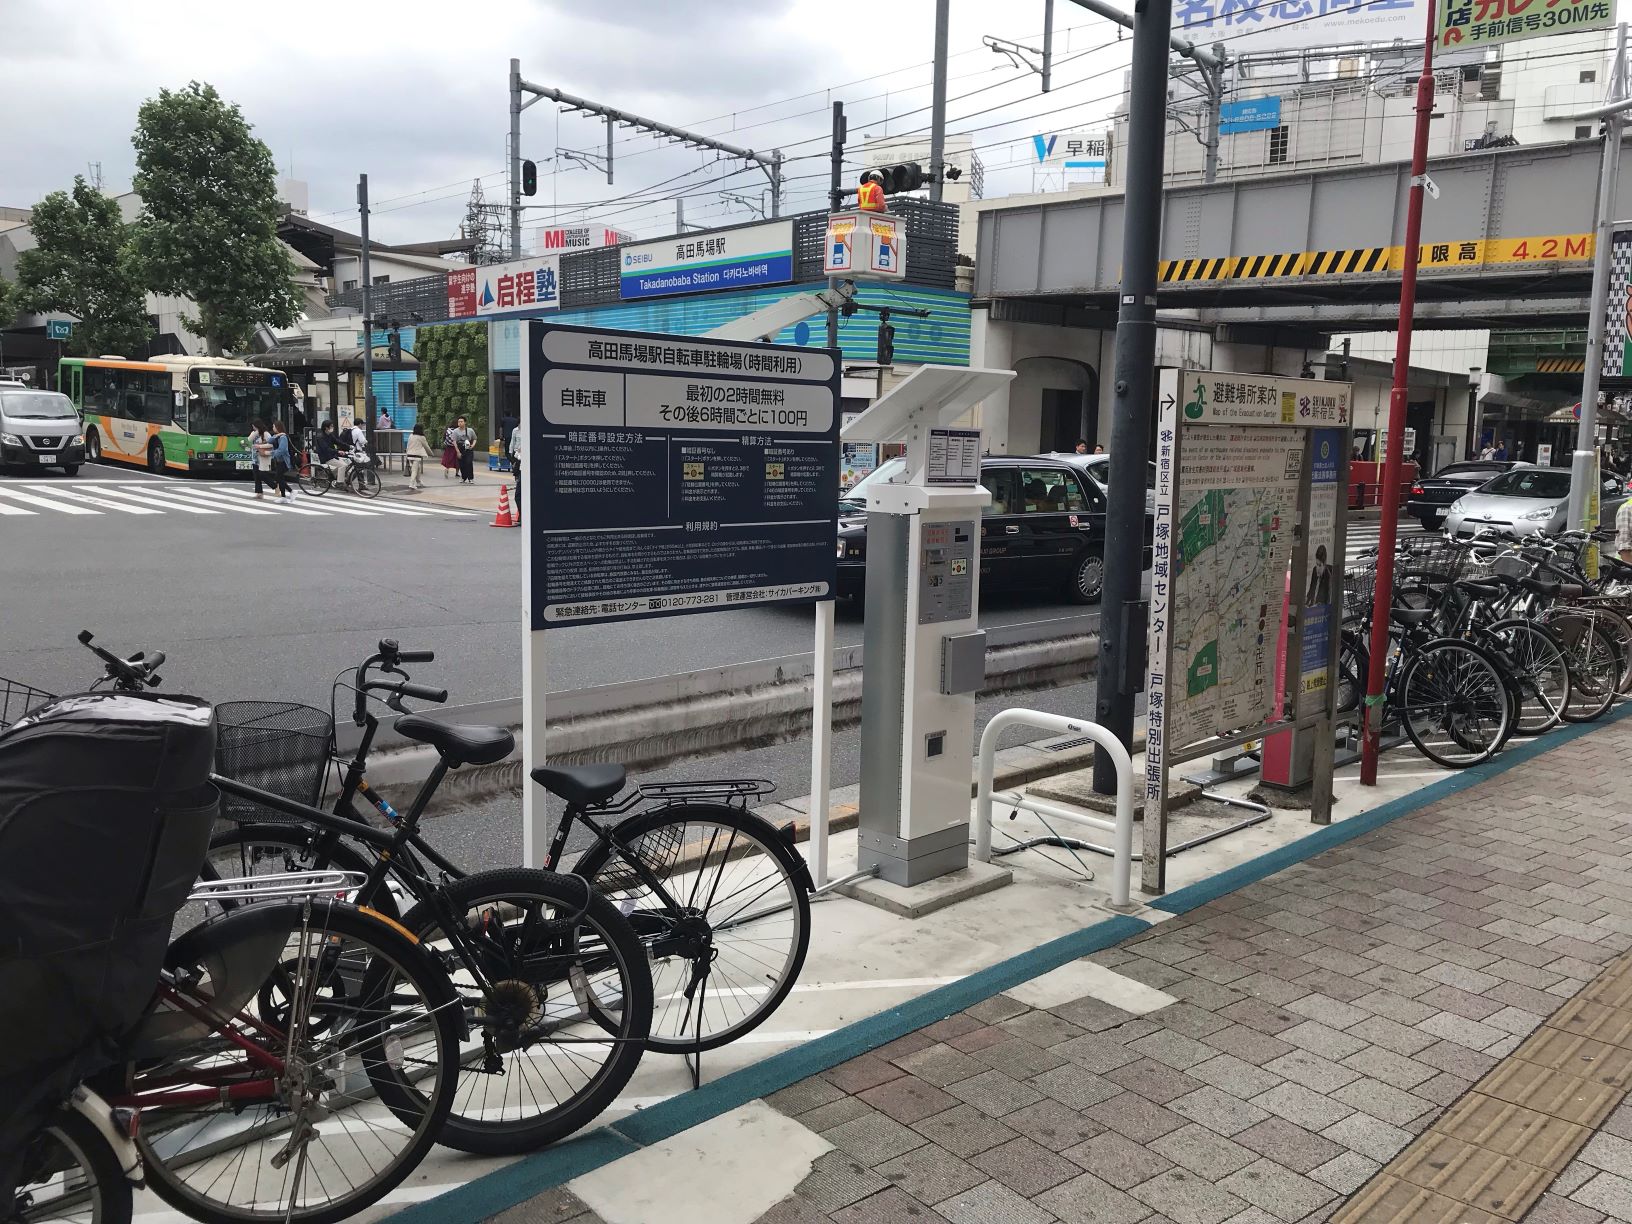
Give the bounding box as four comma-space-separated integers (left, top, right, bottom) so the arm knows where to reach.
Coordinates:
1395, 537, 1471, 588
589, 821, 689, 900
1344, 563, 1378, 623
213, 701, 335, 825
0, 678, 56, 730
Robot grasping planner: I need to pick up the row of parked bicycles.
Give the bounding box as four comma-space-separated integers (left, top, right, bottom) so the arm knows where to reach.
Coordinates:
1336, 527, 1632, 768
2, 635, 813, 1224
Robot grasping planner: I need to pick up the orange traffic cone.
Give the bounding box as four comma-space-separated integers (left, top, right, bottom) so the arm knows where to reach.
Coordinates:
491, 483, 518, 528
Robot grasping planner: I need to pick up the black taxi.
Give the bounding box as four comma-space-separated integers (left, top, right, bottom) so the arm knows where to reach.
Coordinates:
836, 453, 1152, 604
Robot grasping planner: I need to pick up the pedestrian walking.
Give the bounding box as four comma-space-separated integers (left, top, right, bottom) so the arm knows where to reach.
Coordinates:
1493, 439, 1508, 461
269, 422, 294, 498
441, 423, 459, 480
245, 419, 273, 499
450, 415, 477, 484
508, 419, 523, 522
405, 423, 432, 490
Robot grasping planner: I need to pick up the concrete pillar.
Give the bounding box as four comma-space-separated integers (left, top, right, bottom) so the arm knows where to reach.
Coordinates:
970, 308, 1013, 453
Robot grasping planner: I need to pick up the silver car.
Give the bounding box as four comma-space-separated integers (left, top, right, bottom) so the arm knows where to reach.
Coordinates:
1443, 466, 1575, 538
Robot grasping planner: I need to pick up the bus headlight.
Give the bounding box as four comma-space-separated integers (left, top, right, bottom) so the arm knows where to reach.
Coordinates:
73, 434, 85, 445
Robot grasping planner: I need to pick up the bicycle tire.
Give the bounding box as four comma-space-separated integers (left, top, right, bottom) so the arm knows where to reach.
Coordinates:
353, 467, 381, 499
133, 900, 459, 1224
1548, 609, 1622, 723
11, 1107, 132, 1224
1395, 638, 1513, 769
196, 824, 399, 922
296, 464, 331, 497
1483, 618, 1570, 737
571, 803, 812, 1054
396, 867, 652, 1155
1336, 631, 1368, 716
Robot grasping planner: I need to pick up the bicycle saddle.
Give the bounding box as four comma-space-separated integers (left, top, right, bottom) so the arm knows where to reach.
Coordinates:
1390, 606, 1435, 627
394, 714, 515, 767
530, 763, 627, 805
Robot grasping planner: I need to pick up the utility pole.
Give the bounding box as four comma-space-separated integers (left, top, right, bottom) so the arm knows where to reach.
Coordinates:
770, 151, 784, 218
1360, 0, 1437, 785
509, 59, 523, 258
827, 101, 847, 350
1093, 0, 1173, 797
930, 0, 951, 203
358, 173, 377, 454
1201, 45, 1227, 185
1569, 22, 1629, 544
1043, 0, 1055, 92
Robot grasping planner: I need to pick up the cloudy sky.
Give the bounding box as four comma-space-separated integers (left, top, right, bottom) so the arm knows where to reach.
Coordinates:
1, 0, 1136, 246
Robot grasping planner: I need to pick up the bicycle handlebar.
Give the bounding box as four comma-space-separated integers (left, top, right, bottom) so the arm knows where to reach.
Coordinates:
77, 630, 163, 691
398, 650, 435, 664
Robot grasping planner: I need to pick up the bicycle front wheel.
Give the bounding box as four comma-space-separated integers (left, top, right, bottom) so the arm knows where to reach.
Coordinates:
132, 900, 459, 1224
396, 867, 652, 1156
1396, 639, 1513, 768
1485, 618, 1570, 736
352, 466, 381, 499
1548, 609, 1622, 723
572, 804, 811, 1054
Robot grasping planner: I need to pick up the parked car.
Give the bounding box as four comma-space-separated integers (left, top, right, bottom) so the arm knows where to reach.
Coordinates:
836, 453, 1153, 604
1405, 460, 1530, 531
0, 383, 85, 475
1443, 466, 1576, 538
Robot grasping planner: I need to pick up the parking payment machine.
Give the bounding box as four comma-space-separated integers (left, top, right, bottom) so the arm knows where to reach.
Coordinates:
842, 367, 1016, 886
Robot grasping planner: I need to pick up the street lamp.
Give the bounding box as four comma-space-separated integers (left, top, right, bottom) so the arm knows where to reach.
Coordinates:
1466, 367, 1482, 460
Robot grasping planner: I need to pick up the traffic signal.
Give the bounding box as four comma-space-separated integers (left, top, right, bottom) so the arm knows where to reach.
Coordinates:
878, 163, 924, 194
388, 327, 402, 366
521, 159, 538, 196
876, 310, 895, 365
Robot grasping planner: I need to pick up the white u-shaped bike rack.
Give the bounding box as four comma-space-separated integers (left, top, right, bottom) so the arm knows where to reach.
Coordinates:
975, 710, 1136, 910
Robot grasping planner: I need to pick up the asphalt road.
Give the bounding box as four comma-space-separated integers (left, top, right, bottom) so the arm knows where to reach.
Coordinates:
0, 462, 1097, 706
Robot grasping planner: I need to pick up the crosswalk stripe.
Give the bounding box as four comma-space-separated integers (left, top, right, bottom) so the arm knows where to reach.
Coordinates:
61, 479, 475, 517
95, 485, 278, 516
68, 485, 222, 515
13, 485, 163, 514
0, 486, 99, 514
177, 487, 333, 517
0, 499, 34, 515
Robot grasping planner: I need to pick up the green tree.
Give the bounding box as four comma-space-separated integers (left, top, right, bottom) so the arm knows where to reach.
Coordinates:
16, 177, 153, 357
131, 81, 299, 355
0, 274, 14, 326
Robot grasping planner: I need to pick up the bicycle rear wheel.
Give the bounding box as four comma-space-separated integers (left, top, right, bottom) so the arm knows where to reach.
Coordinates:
9, 1107, 131, 1224
130, 900, 459, 1224
572, 804, 811, 1053
1485, 618, 1570, 736
352, 466, 381, 499
1548, 609, 1622, 723
396, 867, 652, 1156
1396, 639, 1512, 768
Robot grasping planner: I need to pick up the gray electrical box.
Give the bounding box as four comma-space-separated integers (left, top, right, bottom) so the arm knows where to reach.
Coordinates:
940, 630, 987, 695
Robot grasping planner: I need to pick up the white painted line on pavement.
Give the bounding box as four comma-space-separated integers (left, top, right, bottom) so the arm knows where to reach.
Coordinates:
70, 485, 222, 514
0, 486, 98, 514
106, 485, 279, 516
176, 487, 333, 517
13, 484, 162, 514
0, 499, 33, 514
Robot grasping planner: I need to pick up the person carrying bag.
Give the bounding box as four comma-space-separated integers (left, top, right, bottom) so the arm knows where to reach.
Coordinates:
268, 423, 294, 498
441, 425, 459, 480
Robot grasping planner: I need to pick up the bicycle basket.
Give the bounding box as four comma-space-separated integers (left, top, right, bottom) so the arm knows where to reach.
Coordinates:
1396, 537, 1469, 586
0, 678, 55, 731
1344, 563, 1377, 622
213, 701, 334, 824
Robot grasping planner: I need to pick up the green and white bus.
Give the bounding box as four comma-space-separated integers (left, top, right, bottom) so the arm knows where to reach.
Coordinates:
59, 354, 292, 475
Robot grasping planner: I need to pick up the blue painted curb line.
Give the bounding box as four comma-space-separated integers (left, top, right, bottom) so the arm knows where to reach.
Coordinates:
389, 701, 1632, 1224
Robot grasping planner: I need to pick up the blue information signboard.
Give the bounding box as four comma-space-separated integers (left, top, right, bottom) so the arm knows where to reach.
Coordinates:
619, 222, 795, 301
525, 323, 840, 629
1220, 97, 1283, 135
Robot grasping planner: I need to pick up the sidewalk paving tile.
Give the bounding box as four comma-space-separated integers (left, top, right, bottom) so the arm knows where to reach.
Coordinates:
872, 1143, 986, 1205
936, 1180, 1057, 1224
971, 1135, 1083, 1196
910, 1103, 1019, 1159
830, 1186, 950, 1224
1062, 1130, 1175, 1188
1034, 1170, 1155, 1223
1231, 1118, 1345, 1174
1216, 1158, 1335, 1222
1129, 1168, 1246, 1224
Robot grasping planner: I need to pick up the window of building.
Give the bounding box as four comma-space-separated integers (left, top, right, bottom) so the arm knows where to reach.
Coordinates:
1582, 69, 1598, 83
397, 381, 417, 405
373, 274, 390, 285
1577, 125, 1594, 139
1268, 126, 1290, 164
342, 278, 359, 291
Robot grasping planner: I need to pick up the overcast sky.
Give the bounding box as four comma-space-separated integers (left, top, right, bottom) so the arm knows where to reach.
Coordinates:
1, 0, 1135, 246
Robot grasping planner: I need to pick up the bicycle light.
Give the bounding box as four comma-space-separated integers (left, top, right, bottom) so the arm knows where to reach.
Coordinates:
110, 1106, 140, 1139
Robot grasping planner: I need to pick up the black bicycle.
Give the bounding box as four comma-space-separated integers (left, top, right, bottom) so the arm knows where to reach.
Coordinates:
75, 633, 654, 1158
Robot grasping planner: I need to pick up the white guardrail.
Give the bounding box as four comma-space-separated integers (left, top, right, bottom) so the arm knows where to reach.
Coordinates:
974, 710, 1135, 909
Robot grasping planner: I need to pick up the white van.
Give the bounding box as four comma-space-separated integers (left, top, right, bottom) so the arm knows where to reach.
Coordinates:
0, 383, 85, 475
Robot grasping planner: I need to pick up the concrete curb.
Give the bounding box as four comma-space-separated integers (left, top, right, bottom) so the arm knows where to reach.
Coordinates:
367, 628, 1101, 808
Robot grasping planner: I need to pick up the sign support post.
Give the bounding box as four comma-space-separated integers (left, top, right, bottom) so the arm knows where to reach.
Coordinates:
809, 601, 835, 887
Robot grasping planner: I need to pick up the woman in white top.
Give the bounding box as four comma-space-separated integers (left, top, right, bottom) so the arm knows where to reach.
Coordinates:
245, 420, 274, 499
404, 423, 433, 490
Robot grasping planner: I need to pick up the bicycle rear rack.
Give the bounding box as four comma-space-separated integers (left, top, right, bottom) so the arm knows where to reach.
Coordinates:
636, 777, 777, 805
189, 870, 367, 903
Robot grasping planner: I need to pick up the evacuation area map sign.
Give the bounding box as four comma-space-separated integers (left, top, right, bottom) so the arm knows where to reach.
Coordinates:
1167, 428, 1300, 750
1144, 369, 1351, 807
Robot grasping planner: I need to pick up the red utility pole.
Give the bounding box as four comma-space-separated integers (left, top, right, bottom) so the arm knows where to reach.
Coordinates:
1361, 0, 1437, 785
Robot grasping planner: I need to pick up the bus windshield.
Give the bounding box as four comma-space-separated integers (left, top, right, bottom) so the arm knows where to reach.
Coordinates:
188, 371, 285, 437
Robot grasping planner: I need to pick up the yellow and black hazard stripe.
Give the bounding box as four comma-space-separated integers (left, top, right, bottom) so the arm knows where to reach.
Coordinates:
1536, 357, 1585, 373
1233, 251, 1306, 279
1303, 247, 1391, 275
1159, 256, 1234, 283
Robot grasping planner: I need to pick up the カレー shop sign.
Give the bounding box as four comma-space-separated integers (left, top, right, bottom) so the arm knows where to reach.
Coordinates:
523, 323, 840, 628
